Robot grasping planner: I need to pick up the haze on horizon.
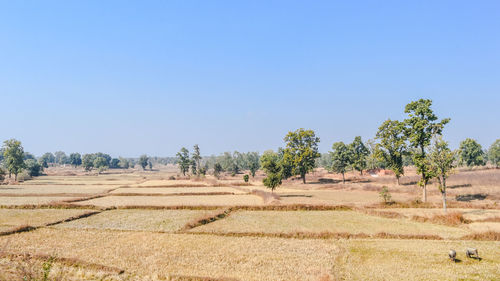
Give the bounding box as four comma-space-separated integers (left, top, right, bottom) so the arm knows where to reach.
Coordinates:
1, 1, 499, 157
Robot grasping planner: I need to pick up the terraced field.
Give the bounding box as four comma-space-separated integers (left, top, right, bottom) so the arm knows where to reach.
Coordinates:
1, 168, 499, 280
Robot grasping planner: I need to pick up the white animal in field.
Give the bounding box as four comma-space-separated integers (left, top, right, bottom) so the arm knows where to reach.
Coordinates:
448, 249, 456, 261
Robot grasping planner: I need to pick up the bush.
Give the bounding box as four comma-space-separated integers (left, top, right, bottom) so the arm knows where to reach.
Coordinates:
0, 168, 5, 182
379, 186, 392, 204
25, 159, 42, 177
243, 174, 249, 183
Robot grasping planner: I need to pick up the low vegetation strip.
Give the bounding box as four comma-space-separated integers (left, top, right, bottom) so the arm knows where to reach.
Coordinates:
0, 203, 102, 210
180, 208, 233, 231
108, 192, 237, 196
411, 212, 471, 226
461, 231, 500, 241
188, 231, 443, 240
164, 275, 238, 281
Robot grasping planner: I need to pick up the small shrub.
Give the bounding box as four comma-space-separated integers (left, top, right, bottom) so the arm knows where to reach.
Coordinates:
379, 186, 392, 204
231, 172, 236, 177
243, 174, 249, 183
168, 176, 176, 180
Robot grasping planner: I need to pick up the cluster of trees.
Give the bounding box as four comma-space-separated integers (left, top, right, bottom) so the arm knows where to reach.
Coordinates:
260, 128, 321, 191
257, 99, 498, 212
175, 145, 261, 178
0, 140, 143, 181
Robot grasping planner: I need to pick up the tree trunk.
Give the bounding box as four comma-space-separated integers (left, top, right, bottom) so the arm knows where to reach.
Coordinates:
360, 170, 363, 176
342, 172, 345, 184
14, 173, 17, 181
422, 182, 427, 203
442, 177, 447, 212
8, 172, 11, 179
302, 173, 306, 184
396, 176, 400, 185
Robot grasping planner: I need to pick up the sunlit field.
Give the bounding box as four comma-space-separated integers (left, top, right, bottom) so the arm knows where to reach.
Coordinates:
0, 165, 499, 280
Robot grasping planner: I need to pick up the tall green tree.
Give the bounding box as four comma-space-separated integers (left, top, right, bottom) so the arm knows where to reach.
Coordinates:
40, 152, 55, 165
119, 157, 130, 169
93, 156, 109, 174
260, 151, 282, 192
330, 142, 353, 183
246, 152, 260, 177
82, 154, 95, 171
69, 153, 82, 168
429, 137, 455, 212
139, 155, 149, 170
375, 120, 407, 185
54, 151, 68, 165
489, 139, 500, 168
282, 128, 320, 184
213, 162, 223, 179
350, 136, 369, 175
176, 148, 190, 176
404, 99, 450, 202
192, 144, 202, 175
459, 138, 485, 167
2, 139, 25, 181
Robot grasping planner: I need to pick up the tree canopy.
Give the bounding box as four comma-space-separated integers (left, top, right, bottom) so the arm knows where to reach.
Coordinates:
260, 151, 282, 192
330, 142, 353, 183
176, 148, 190, 176
282, 128, 320, 183
404, 99, 449, 202
350, 136, 369, 175
375, 119, 407, 184
2, 139, 25, 181
489, 139, 500, 168
459, 138, 485, 167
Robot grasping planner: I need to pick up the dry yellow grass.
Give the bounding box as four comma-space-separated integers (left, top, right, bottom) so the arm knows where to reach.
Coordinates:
0, 209, 95, 230
135, 180, 209, 187
0, 197, 76, 206
373, 208, 500, 221
190, 210, 470, 239
278, 190, 417, 206
1, 228, 339, 281
467, 222, 500, 232
110, 186, 248, 195
336, 239, 500, 280
74, 194, 264, 207
0, 184, 113, 195
25, 175, 141, 186
53, 209, 215, 232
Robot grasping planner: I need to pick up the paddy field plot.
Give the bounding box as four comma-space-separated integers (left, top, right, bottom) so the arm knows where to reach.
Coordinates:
277, 190, 418, 206
0, 196, 76, 206
1, 228, 339, 281
373, 208, 500, 221
53, 209, 215, 232
74, 194, 264, 207
189, 210, 471, 239
109, 186, 248, 195
0, 208, 95, 230
336, 239, 500, 281
0, 184, 113, 195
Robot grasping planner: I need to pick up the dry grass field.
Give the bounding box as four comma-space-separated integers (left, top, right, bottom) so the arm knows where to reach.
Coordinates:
75, 194, 264, 207
53, 209, 216, 232
189, 210, 471, 239
0, 165, 499, 280
110, 186, 248, 195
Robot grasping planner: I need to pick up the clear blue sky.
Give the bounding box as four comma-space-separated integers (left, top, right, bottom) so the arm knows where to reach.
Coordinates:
1, 1, 499, 157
